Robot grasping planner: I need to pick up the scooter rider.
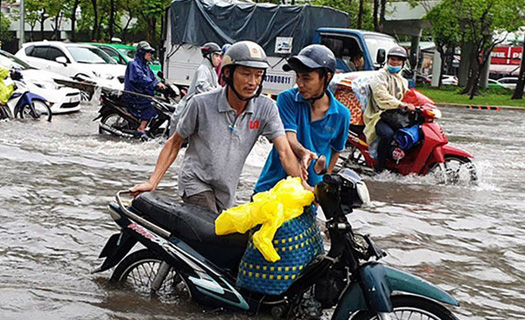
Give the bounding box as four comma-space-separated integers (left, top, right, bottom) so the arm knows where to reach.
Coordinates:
131, 41, 304, 214
254, 44, 350, 193
364, 46, 415, 172
170, 42, 222, 134
124, 41, 166, 139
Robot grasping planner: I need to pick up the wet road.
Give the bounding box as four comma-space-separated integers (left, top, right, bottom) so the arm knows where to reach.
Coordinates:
0, 102, 524, 319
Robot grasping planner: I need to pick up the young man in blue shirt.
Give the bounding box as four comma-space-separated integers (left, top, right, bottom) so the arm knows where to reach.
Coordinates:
255, 45, 350, 193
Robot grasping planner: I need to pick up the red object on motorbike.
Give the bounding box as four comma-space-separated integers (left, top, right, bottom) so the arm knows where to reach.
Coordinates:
339, 89, 477, 183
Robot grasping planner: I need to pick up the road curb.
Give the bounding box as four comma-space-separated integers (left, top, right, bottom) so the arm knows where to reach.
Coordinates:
437, 103, 525, 111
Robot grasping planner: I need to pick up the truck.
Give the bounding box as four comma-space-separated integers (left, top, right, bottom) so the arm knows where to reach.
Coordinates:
162, 0, 400, 96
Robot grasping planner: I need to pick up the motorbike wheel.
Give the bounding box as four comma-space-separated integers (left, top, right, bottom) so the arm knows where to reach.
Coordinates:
351, 295, 458, 320
100, 112, 135, 136
428, 155, 478, 185
19, 100, 53, 122
335, 145, 371, 174
110, 249, 192, 300
80, 90, 92, 102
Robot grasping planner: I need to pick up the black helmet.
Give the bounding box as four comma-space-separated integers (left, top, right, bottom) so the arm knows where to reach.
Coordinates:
221, 41, 269, 71
201, 42, 222, 58
283, 44, 336, 73
137, 41, 155, 53
387, 46, 408, 60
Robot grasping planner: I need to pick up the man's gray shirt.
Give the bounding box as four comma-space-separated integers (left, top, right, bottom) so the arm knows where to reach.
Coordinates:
176, 87, 285, 210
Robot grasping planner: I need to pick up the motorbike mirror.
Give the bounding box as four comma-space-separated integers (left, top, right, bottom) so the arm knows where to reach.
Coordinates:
313, 155, 327, 176
376, 49, 386, 65
56, 56, 68, 66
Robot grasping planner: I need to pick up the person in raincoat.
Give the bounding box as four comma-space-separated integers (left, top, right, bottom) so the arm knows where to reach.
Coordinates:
123, 41, 165, 139
130, 41, 303, 214
363, 46, 415, 172
0, 66, 15, 106
169, 42, 222, 134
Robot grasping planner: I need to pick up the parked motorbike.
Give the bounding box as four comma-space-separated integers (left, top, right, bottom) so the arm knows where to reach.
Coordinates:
94, 169, 460, 320
0, 72, 52, 121
94, 87, 175, 140
337, 104, 477, 185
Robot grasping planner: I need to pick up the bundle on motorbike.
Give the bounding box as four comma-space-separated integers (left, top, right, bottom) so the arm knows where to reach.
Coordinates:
94, 168, 460, 320
94, 87, 176, 140
0, 70, 52, 121
335, 85, 477, 185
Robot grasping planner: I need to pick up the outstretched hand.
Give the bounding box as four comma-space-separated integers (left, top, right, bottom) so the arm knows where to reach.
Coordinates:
301, 151, 318, 181
130, 181, 155, 198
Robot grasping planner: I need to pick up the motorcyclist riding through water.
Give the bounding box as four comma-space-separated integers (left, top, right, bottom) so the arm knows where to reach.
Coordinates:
123, 41, 166, 139
364, 45, 415, 173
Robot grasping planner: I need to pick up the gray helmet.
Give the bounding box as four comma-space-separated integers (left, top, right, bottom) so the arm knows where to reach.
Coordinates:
221, 41, 269, 71
387, 46, 408, 60
201, 42, 221, 58
283, 44, 336, 73
137, 41, 155, 53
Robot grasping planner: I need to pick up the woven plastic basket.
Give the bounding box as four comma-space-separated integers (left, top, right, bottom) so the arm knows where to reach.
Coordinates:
236, 206, 324, 295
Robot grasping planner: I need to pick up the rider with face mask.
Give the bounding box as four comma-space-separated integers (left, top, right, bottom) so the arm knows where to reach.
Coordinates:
364, 46, 415, 173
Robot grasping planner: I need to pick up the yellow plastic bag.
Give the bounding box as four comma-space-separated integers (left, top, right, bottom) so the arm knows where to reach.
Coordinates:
215, 177, 314, 262
0, 67, 14, 105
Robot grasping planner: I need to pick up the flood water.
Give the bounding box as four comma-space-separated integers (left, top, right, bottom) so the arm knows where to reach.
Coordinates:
0, 102, 524, 319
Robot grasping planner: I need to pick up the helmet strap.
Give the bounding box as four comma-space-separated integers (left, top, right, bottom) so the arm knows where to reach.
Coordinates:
306, 70, 332, 104
224, 67, 266, 102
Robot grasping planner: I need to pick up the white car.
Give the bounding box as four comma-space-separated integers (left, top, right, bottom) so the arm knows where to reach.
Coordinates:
0, 50, 81, 114
496, 77, 524, 91
15, 41, 126, 98
427, 74, 458, 86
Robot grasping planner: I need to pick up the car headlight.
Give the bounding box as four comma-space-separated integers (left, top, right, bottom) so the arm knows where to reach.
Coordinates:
35, 80, 59, 90
92, 71, 114, 80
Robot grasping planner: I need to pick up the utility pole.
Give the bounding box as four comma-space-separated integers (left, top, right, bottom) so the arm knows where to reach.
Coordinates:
19, 0, 25, 48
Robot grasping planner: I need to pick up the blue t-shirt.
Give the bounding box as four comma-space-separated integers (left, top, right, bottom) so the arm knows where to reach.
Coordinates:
254, 88, 350, 193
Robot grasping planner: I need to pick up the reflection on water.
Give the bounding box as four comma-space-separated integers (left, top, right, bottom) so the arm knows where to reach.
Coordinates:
0, 104, 524, 319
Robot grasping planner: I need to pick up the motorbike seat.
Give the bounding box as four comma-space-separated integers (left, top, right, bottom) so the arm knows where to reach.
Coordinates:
131, 192, 248, 272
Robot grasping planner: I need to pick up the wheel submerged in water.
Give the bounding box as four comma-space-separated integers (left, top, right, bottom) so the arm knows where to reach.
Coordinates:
110, 249, 191, 301
352, 295, 458, 320
99, 112, 135, 137
19, 100, 53, 122
428, 155, 478, 185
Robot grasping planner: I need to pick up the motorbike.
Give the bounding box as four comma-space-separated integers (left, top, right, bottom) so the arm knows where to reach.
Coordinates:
337, 104, 477, 185
94, 87, 176, 140
94, 168, 460, 320
1, 72, 52, 122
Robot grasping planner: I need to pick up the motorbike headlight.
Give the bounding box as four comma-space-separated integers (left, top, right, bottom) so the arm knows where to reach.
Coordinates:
432, 108, 442, 119
356, 181, 370, 207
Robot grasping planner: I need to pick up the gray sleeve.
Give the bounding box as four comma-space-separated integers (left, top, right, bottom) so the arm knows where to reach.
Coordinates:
195, 67, 215, 94
176, 98, 199, 139
261, 100, 285, 141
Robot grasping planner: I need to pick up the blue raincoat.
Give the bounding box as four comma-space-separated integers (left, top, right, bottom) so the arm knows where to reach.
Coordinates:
124, 50, 159, 121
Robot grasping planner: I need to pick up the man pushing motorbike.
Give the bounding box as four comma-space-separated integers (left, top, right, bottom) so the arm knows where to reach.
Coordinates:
130, 41, 304, 214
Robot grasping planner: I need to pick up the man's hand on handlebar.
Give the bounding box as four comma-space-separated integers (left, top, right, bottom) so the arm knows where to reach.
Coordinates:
400, 102, 416, 111
157, 82, 166, 91
130, 181, 155, 197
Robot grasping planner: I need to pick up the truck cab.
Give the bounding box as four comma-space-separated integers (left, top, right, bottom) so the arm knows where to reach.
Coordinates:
313, 28, 400, 73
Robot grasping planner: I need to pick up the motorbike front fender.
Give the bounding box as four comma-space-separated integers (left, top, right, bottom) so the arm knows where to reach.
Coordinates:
331, 264, 458, 319
93, 230, 137, 273
15, 92, 47, 115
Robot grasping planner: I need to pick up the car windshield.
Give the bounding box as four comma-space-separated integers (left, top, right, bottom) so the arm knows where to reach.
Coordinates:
67, 46, 117, 64
0, 51, 34, 70
363, 34, 399, 66
117, 47, 136, 59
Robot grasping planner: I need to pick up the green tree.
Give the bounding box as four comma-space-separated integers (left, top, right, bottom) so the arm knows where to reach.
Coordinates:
425, 0, 460, 88
456, 0, 524, 99
0, 12, 12, 42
